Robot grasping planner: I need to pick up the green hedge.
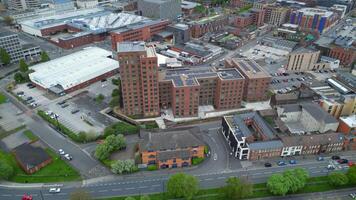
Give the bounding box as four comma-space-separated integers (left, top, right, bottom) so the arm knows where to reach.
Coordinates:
147, 165, 158, 171
192, 157, 205, 165
104, 121, 139, 137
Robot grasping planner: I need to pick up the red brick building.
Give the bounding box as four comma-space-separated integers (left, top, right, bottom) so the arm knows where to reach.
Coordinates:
118, 42, 160, 118
158, 68, 245, 117
234, 9, 265, 28
328, 46, 356, 67
13, 143, 52, 174
225, 58, 272, 102
338, 115, 356, 150
110, 20, 170, 51
189, 15, 228, 38
139, 128, 205, 169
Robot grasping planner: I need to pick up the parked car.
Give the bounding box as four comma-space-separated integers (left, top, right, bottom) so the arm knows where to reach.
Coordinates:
58, 149, 65, 155
61, 104, 69, 108
64, 154, 72, 160
277, 161, 286, 166
337, 159, 348, 164
26, 97, 33, 101
289, 160, 297, 164
264, 162, 272, 167
57, 100, 66, 105
49, 188, 61, 193
16, 91, 24, 95
45, 110, 53, 115
71, 109, 80, 114
348, 161, 356, 167
332, 155, 341, 160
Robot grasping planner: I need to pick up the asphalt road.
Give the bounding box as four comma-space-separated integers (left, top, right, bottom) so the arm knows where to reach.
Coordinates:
0, 157, 355, 200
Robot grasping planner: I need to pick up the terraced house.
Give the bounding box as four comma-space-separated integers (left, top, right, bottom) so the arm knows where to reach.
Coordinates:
139, 128, 205, 169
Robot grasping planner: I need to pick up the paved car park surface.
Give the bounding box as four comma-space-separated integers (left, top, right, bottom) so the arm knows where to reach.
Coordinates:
270, 72, 314, 92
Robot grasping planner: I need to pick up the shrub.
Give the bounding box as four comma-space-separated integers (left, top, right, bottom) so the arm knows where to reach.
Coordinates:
147, 165, 157, 171
111, 159, 137, 174
192, 157, 204, 165
328, 172, 349, 186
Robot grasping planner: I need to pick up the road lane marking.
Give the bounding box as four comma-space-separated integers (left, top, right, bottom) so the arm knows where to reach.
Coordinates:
99, 190, 108, 192
151, 184, 160, 187
126, 188, 135, 190
112, 188, 121, 191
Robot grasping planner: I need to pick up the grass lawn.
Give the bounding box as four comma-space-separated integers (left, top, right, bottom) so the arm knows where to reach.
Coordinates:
0, 92, 7, 104
23, 130, 39, 142
0, 149, 81, 183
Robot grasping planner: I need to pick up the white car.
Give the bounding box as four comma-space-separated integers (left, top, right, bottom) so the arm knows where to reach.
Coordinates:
45, 110, 53, 115
49, 188, 61, 193
58, 149, 65, 155
64, 154, 72, 160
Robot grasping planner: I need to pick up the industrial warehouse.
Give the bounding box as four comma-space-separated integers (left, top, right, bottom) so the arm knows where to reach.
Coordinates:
29, 47, 119, 94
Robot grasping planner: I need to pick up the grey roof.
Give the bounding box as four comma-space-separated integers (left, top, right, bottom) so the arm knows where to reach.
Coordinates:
280, 132, 345, 147
337, 71, 356, 91
281, 104, 301, 112
117, 41, 146, 53
217, 68, 244, 80
230, 112, 275, 140
155, 31, 173, 38
248, 140, 283, 150
157, 149, 191, 161
162, 68, 217, 87
139, 127, 204, 152
293, 47, 318, 54
302, 103, 338, 124
13, 143, 52, 170
111, 19, 167, 34
22, 43, 40, 50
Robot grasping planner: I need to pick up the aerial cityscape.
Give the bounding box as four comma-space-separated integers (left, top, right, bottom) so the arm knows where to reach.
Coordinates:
0, 0, 355, 199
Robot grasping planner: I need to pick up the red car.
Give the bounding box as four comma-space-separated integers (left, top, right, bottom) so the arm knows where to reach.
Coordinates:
22, 195, 32, 200
348, 161, 356, 167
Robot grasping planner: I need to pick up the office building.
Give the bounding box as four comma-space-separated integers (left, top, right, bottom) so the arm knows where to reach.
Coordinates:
118, 42, 160, 118
290, 7, 339, 33
139, 128, 205, 169
225, 58, 272, 102
234, 8, 265, 28
110, 19, 170, 51
8, 0, 39, 10
286, 47, 320, 71
189, 15, 228, 38
137, 0, 182, 20
263, 6, 289, 26
166, 23, 190, 45
0, 31, 24, 63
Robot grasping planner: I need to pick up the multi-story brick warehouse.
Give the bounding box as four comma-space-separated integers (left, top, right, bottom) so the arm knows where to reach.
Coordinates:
139, 128, 205, 169
110, 19, 170, 51
118, 42, 160, 117
225, 58, 272, 102
158, 68, 245, 117
188, 15, 228, 38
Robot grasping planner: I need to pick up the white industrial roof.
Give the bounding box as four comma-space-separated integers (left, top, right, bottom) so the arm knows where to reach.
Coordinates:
29, 47, 119, 90
298, 8, 334, 18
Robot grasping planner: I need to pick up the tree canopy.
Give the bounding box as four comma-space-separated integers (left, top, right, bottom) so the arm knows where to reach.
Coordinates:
111, 159, 136, 174
19, 59, 29, 73
267, 174, 290, 196
0, 160, 13, 180
347, 166, 356, 185
167, 173, 198, 200
328, 172, 349, 186
40, 51, 50, 62
221, 177, 253, 200
0, 48, 11, 65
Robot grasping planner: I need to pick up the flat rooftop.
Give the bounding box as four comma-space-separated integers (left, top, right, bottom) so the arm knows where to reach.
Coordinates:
190, 14, 224, 25
227, 58, 271, 79
298, 7, 334, 18
111, 19, 168, 34
0, 31, 17, 38
29, 47, 119, 90
181, 0, 200, 9
217, 68, 244, 80
117, 41, 156, 57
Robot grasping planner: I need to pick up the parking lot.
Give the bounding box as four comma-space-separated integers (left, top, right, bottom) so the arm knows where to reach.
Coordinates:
241, 44, 290, 62
12, 76, 118, 135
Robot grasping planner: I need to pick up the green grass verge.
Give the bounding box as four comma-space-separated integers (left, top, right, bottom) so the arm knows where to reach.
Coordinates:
0, 149, 80, 183
23, 130, 38, 142
0, 92, 7, 104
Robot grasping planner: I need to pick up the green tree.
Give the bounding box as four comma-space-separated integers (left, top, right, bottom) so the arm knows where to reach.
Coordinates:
19, 59, 29, 73
221, 177, 253, 200
167, 173, 198, 200
0, 48, 10, 65
109, 96, 120, 108
293, 168, 309, 183
112, 78, 121, 86
0, 160, 13, 180
267, 174, 290, 196
105, 134, 126, 151
328, 172, 349, 186
124, 197, 135, 200
283, 170, 304, 193
140, 195, 150, 200
3, 16, 14, 26
347, 166, 356, 185
95, 94, 105, 103
70, 189, 92, 200
112, 89, 120, 97
111, 159, 136, 174
14, 72, 25, 83
94, 143, 111, 160
40, 51, 50, 62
